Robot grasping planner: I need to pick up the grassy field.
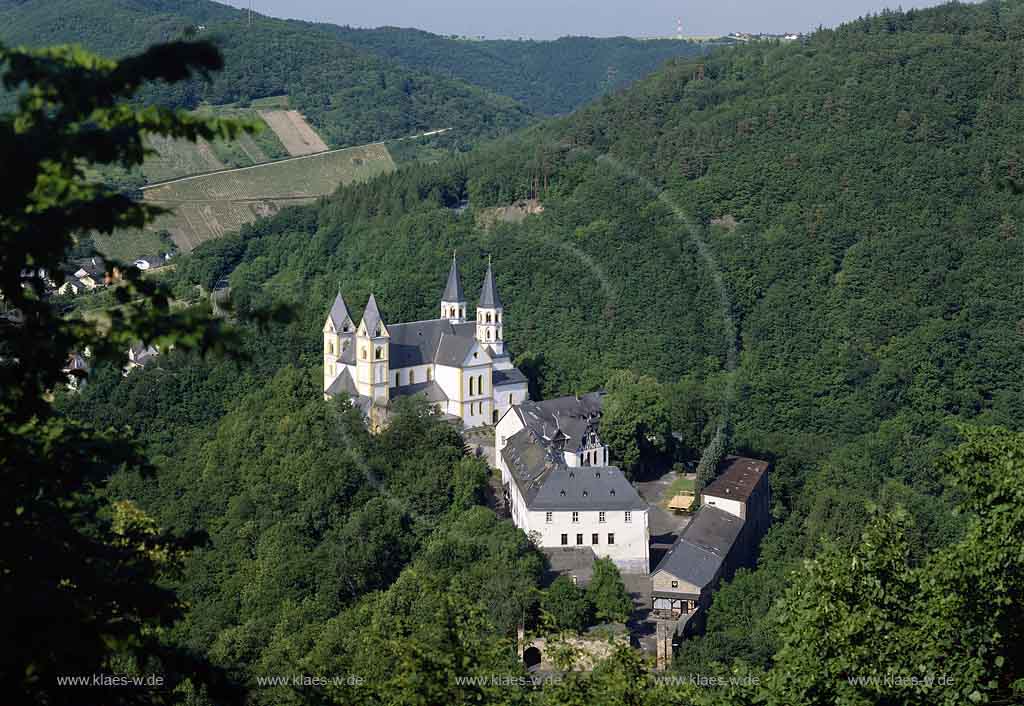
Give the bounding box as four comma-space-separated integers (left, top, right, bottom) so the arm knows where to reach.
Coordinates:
135, 142, 395, 252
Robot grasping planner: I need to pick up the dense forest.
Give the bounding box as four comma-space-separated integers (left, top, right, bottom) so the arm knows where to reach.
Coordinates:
16, 0, 1024, 704
0, 0, 704, 149
0, 0, 530, 147
323, 27, 709, 115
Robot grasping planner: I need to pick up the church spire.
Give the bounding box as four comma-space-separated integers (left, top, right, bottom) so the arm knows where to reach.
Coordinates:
478, 255, 502, 309
440, 250, 467, 323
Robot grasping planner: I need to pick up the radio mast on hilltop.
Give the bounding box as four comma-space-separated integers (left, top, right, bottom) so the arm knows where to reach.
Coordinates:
676, 17, 684, 40
248, 1, 253, 27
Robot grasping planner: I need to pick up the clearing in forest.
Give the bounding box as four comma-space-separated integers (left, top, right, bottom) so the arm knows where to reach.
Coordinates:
258, 109, 330, 156
136, 142, 395, 252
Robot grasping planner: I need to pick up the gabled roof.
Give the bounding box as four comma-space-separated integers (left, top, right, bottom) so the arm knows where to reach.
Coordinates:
392, 380, 449, 403
325, 367, 358, 397
359, 294, 387, 338
386, 319, 474, 368
702, 456, 770, 503
513, 392, 604, 451
493, 367, 528, 387
501, 428, 646, 512
653, 506, 745, 590
327, 293, 353, 330
478, 259, 502, 309
442, 253, 465, 302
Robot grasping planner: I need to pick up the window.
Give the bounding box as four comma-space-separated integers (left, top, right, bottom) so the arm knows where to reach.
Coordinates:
671, 580, 679, 588
486, 312, 492, 323
375, 346, 383, 360
572, 511, 579, 523
394, 373, 398, 386
599, 511, 606, 523
427, 368, 432, 381
545, 512, 553, 523
576, 534, 583, 545
478, 374, 484, 394
410, 370, 416, 384
607, 533, 615, 545
560, 534, 567, 546
488, 330, 493, 340
591, 533, 599, 545
624, 511, 632, 523
327, 341, 334, 355
361, 347, 367, 360
469, 377, 474, 396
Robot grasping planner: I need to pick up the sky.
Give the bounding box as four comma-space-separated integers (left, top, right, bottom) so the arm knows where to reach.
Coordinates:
218, 0, 948, 40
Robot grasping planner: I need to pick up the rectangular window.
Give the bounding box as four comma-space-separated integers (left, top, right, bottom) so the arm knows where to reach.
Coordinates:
591, 533, 599, 545
572, 511, 579, 523
560, 534, 568, 546
598, 511, 606, 523
624, 511, 632, 523
576, 534, 583, 545
545, 512, 553, 524
607, 533, 615, 545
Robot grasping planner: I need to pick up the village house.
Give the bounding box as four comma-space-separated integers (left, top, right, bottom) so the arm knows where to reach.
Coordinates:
651, 457, 770, 634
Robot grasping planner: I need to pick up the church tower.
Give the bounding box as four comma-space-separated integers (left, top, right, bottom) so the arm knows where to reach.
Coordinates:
440, 252, 466, 323
323, 292, 354, 392
476, 257, 504, 355
355, 294, 390, 403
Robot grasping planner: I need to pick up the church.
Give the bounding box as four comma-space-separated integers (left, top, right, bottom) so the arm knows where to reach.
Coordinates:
322, 255, 530, 427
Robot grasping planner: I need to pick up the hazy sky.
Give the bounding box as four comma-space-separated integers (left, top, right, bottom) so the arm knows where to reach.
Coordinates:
218, 0, 947, 40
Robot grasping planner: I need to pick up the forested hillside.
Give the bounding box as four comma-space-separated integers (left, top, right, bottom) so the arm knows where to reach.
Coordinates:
323, 27, 708, 115
0, 0, 531, 147
57, 1, 1024, 704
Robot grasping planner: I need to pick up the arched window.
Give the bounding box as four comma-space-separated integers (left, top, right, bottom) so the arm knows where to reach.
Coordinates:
478, 375, 484, 395
508, 394, 512, 405
460, 307, 465, 318
427, 368, 432, 382
327, 341, 334, 355
410, 370, 416, 384
488, 330, 493, 340
361, 347, 367, 360
469, 377, 475, 396
486, 312, 492, 323
375, 346, 383, 360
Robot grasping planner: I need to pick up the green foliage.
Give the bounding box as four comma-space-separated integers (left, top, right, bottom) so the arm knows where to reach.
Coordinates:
0, 0, 531, 149
541, 576, 592, 633
324, 27, 708, 116
0, 36, 248, 704
600, 370, 672, 476
586, 558, 633, 624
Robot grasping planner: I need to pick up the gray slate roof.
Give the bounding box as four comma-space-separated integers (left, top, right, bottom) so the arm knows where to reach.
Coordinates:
501, 428, 646, 511
387, 319, 476, 368
514, 392, 603, 451
328, 293, 353, 330
325, 367, 358, 397
653, 506, 744, 591
391, 380, 449, 403
478, 260, 502, 309
360, 294, 385, 338
442, 255, 465, 302
493, 368, 528, 387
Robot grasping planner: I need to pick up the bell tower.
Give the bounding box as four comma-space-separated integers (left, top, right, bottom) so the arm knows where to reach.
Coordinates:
355, 294, 390, 403
323, 292, 353, 393
440, 251, 466, 323
476, 256, 504, 355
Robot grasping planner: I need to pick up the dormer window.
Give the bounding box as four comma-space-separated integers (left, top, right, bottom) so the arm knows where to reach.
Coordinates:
582, 490, 588, 498
560, 489, 566, 496
610, 489, 616, 496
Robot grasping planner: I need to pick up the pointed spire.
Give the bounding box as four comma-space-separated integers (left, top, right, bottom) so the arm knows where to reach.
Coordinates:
360, 293, 386, 337
328, 291, 351, 329
478, 256, 502, 309
442, 250, 464, 302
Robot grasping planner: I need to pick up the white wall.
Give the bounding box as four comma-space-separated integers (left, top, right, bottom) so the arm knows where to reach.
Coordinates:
390, 364, 434, 388
525, 508, 650, 574
701, 494, 744, 519
492, 383, 528, 426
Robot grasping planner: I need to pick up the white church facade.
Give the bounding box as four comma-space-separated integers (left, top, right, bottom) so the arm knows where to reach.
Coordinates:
322, 255, 529, 428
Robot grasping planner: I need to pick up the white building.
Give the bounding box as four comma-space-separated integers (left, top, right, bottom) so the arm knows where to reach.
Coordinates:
322, 255, 530, 428
497, 394, 650, 574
